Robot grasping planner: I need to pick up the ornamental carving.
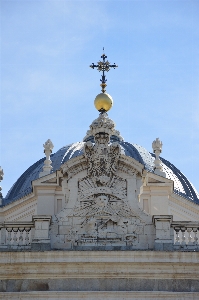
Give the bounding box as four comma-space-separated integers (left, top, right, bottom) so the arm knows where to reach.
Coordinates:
64, 114, 143, 247
84, 135, 120, 180
51, 113, 151, 250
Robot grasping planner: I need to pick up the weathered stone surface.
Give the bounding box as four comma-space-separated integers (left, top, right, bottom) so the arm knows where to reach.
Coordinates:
1, 291, 199, 299
0, 250, 199, 297
50, 115, 157, 250
31, 243, 51, 251
1, 278, 199, 292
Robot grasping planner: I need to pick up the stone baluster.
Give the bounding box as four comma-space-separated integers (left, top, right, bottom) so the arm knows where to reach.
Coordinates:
6, 228, 12, 245
174, 227, 180, 245
19, 228, 24, 245
181, 227, 186, 245
24, 227, 31, 245
193, 228, 198, 245
187, 228, 193, 245
12, 228, 18, 245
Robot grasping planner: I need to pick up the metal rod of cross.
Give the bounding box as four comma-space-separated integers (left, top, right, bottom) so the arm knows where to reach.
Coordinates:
90, 48, 118, 93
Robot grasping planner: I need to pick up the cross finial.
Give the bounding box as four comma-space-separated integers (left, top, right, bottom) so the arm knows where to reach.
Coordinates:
90, 49, 118, 93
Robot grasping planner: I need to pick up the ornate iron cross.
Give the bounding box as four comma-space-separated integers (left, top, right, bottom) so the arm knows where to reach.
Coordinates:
90, 49, 118, 93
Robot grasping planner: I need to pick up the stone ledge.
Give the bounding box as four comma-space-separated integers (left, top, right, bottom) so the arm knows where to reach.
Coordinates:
1, 279, 199, 293
0, 254, 199, 281
0, 250, 198, 263
0, 291, 199, 299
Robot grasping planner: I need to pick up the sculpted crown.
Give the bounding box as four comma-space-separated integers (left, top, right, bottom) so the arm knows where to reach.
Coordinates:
83, 113, 123, 142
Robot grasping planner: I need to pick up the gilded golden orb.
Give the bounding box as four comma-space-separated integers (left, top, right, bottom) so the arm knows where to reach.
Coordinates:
94, 93, 113, 112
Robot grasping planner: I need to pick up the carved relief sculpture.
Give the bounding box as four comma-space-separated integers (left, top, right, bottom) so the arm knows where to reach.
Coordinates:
52, 113, 152, 250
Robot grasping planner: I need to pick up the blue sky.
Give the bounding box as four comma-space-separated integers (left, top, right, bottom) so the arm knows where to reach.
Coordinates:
0, 0, 199, 195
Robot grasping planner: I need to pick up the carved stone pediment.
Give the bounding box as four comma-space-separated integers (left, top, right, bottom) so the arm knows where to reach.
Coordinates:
51, 114, 155, 250
118, 155, 143, 175
61, 156, 87, 180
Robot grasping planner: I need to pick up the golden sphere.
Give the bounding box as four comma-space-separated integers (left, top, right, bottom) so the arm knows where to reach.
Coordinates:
94, 93, 113, 112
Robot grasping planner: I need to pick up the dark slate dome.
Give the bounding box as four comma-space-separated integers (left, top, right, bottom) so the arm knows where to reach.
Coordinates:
3, 137, 199, 206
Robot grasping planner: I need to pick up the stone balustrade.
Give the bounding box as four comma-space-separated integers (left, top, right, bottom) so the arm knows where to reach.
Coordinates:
0, 215, 51, 250
153, 216, 199, 251
171, 221, 199, 250
0, 215, 198, 251
0, 222, 34, 249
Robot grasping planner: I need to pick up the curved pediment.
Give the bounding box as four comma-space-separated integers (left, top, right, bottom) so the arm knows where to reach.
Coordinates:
60, 153, 144, 180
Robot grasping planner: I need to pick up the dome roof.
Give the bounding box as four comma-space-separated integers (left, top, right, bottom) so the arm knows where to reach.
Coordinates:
3, 136, 199, 206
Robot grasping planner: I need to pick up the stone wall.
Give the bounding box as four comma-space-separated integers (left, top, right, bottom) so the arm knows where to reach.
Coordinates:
0, 251, 199, 299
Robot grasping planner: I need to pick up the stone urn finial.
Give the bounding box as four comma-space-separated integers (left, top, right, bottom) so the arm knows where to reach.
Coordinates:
152, 138, 166, 177
0, 166, 4, 205
39, 139, 54, 178
43, 139, 54, 153
152, 138, 162, 153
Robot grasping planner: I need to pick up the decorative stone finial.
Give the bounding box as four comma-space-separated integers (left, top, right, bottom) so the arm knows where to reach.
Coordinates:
152, 138, 166, 177
39, 139, 54, 178
43, 139, 54, 152
83, 112, 124, 142
0, 167, 4, 205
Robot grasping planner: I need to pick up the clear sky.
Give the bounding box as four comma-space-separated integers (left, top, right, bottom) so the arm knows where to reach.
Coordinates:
0, 0, 199, 196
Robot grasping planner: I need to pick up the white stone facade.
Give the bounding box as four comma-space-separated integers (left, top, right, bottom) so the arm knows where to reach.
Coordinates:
0, 113, 199, 298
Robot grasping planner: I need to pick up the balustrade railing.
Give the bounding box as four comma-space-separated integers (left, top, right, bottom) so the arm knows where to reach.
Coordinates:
0, 222, 34, 249
171, 221, 199, 250
0, 217, 199, 251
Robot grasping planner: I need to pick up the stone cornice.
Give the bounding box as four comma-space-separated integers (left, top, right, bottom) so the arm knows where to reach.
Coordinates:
1, 196, 37, 215
169, 201, 199, 221
0, 291, 198, 299
5, 203, 37, 221
169, 192, 199, 215
0, 250, 198, 263
119, 154, 144, 175
0, 251, 198, 281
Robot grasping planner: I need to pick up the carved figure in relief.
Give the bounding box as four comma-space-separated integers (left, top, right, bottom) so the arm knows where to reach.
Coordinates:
73, 192, 133, 219
97, 195, 108, 207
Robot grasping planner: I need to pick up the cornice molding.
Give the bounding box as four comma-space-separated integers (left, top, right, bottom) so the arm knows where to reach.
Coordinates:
169, 193, 199, 219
